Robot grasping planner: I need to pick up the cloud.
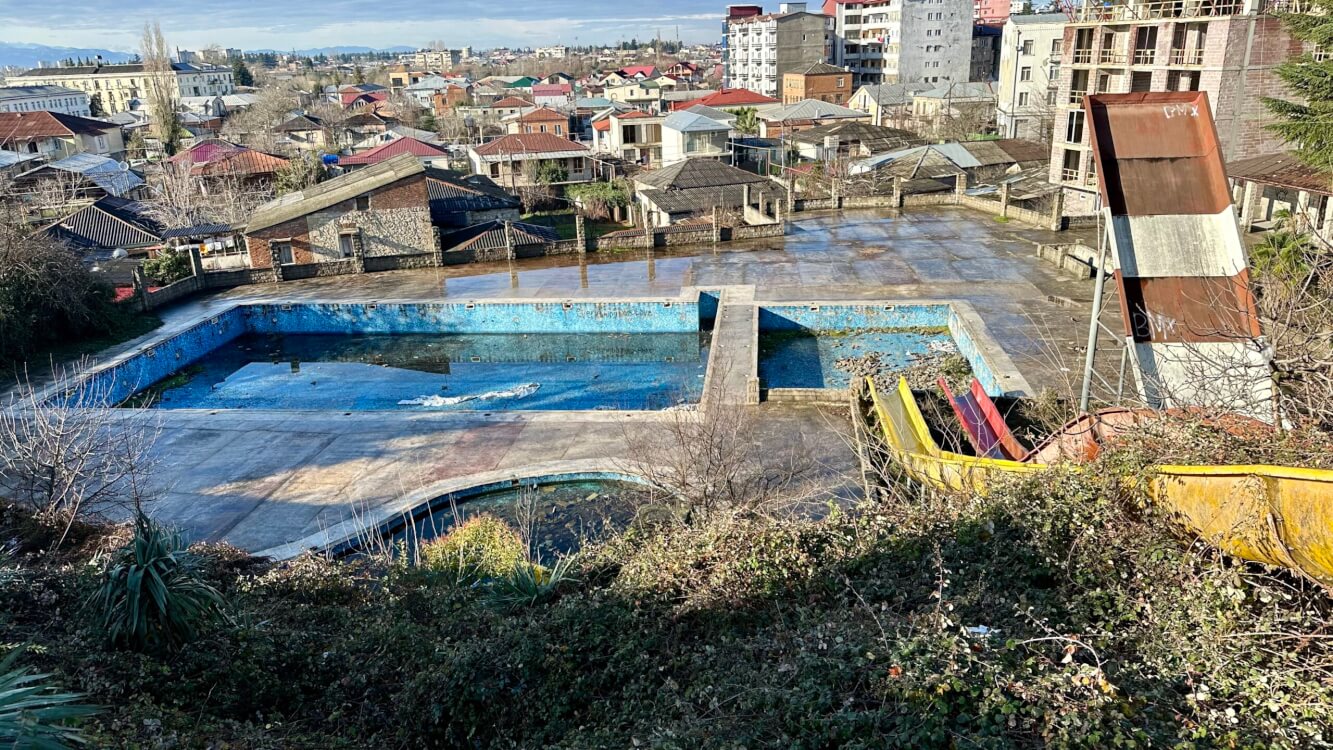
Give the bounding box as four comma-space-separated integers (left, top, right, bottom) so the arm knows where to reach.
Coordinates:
0, 0, 723, 49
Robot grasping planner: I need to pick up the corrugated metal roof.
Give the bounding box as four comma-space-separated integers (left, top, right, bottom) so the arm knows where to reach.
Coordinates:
339, 137, 448, 166
42, 196, 162, 250
663, 110, 731, 133
635, 158, 769, 191
440, 220, 557, 252
161, 222, 233, 239
763, 99, 866, 122
471, 133, 589, 160
21, 153, 145, 196
247, 153, 425, 233
425, 168, 519, 220
1227, 152, 1332, 196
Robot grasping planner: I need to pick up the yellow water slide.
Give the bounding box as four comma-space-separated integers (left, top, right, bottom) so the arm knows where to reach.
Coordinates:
866, 377, 1333, 587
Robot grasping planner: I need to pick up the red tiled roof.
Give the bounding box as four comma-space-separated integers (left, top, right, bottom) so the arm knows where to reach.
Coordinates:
341, 90, 388, 107
489, 96, 531, 108
472, 133, 589, 156
531, 83, 572, 96
592, 119, 611, 132
619, 65, 656, 78
0, 111, 117, 142
615, 110, 654, 120
168, 138, 244, 167
193, 149, 290, 177
683, 88, 779, 110
339, 137, 449, 166
519, 107, 568, 122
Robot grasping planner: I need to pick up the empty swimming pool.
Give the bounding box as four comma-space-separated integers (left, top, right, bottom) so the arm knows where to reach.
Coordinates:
82, 300, 714, 412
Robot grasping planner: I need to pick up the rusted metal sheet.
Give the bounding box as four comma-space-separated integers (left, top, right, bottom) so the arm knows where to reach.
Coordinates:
1085, 92, 1232, 216
1115, 272, 1263, 344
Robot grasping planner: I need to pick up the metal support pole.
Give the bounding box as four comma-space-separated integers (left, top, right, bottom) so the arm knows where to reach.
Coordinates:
1078, 209, 1109, 413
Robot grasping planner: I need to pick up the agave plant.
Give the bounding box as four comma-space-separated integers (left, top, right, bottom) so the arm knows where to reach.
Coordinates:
0, 647, 98, 749
89, 513, 226, 652
486, 555, 578, 609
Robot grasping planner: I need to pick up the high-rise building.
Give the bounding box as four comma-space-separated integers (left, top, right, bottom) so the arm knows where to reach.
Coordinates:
824, 0, 974, 88
724, 3, 830, 98
17, 62, 235, 115
996, 12, 1066, 141
1048, 0, 1305, 215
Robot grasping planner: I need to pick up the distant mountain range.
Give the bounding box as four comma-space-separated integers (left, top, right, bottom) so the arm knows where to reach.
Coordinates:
0, 42, 136, 70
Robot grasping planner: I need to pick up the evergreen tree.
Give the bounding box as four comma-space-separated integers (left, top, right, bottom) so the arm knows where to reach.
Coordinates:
232, 59, 254, 87
88, 93, 105, 117
1263, 0, 1333, 173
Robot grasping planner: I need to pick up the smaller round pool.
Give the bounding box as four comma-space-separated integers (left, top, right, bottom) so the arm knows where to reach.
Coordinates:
334, 473, 658, 562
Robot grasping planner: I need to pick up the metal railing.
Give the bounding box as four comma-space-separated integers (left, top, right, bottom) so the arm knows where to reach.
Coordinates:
1099, 50, 1129, 64
1072, 49, 1094, 64
1132, 49, 1156, 64
1168, 48, 1204, 65
1073, 0, 1244, 22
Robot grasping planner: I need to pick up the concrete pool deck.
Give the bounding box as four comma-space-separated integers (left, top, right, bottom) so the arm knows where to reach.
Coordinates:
67, 207, 1111, 555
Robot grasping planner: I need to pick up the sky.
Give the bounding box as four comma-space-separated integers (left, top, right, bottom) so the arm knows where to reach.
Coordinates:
0, 0, 726, 52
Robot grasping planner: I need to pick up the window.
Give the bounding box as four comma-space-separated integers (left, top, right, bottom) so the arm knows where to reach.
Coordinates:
94, 135, 108, 152
1061, 149, 1080, 181
272, 240, 294, 265
1018, 92, 1030, 106
837, 77, 845, 87
1065, 110, 1085, 143
1047, 89, 1058, 105
338, 233, 356, 258
539, 124, 547, 133
1051, 39, 1063, 55
490, 162, 501, 178
555, 124, 562, 134
355, 196, 370, 211
1019, 66, 1032, 81
1021, 40, 1034, 55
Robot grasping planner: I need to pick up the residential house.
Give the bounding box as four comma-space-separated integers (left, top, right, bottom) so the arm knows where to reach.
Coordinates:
910, 81, 997, 138
604, 80, 663, 113
424, 168, 522, 228
168, 138, 290, 186
543, 72, 577, 85
338, 137, 451, 169
788, 121, 921, 160
488, 96, 533, 119
632, 157, 784, 226
337, 83, 389, 108
13, 153, 147, 215
0, 85, 91, 116
39, 196, 163, 257
1229, 153, 1333, 243
403, 75, 452, 107
661, 109, 732, 165
672, 87, 782, 114
600, 110, 664, 165
1046, 0, 1302, 214
244, 154, 435, 269
760, 99, 870, 137
178, 95, 226, 119
274, 113, 328, 151
467, 133, 594, 190
0, 111, 125, 161
350, 125, 444, 152
431, 84, 471, 116
724, 4, 829, 99
824, 0, 973, 88
665, 61, 701, 81
17, 62, 234, 115
343, 113, 394, 149
388, 65, 432, 93
996, 13, 1065, 141
847, 83, 931, 129
782, 63, 853, 105
661, 89, 715, 109
532, 83, 575, 108
506, 107, 571, 137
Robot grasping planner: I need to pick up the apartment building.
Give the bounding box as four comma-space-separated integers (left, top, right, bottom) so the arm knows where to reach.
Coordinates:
996, 13, 1066, 141
1047, 0, 1304, 214
724, 3, 830, 98
824, 0, 974, 87
410, 49, 462, 70
17, 62, 234, 115
975, 0, 1013, 25
782, 62, 854, 103
0, 85, 91, 117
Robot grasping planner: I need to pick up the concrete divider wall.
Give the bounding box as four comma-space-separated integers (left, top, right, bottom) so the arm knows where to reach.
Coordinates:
242, 300, 702, 335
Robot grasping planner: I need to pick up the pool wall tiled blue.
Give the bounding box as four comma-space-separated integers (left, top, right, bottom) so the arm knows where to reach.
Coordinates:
244, 301, 700, 335
757, 303, 1006, 396
758, 303, 949, 332
71, 300, 703, 407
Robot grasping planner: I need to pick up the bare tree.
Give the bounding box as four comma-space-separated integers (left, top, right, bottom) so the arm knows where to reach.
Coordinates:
219, 86, 300, 153
141, 22, 182, 156
142, 161, 273, 229
621, 404, 818, 524
0, 363, 161, 545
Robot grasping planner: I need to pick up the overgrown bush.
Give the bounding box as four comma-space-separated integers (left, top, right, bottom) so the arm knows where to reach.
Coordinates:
417, 514, 526, 582
139, 247, 193, 285
89, 513, 226, 652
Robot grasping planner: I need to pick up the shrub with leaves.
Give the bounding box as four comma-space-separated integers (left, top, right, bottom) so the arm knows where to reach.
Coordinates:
417, 515, 526, 583
0, 647, 98, 749
486, 556, 578, 609
89, 513, 226, 652
139, 248, 193, 285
